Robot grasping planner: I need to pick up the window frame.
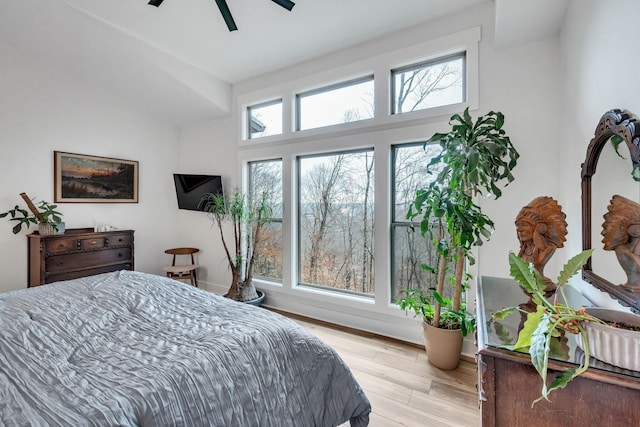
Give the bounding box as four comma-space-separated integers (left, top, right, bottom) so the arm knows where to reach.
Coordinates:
247, 98, 283, 140
296, 147, 376, 297
390, 141, 464, 303
390, 52, 467, 115
295, 75, 375, 132
235, 26, 482, 319
238, 27, 480, 147
248, 158, 284, 282
390, 142, 428, 302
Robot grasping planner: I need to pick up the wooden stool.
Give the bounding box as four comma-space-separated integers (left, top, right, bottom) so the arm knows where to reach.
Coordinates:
163, 247, 199, 287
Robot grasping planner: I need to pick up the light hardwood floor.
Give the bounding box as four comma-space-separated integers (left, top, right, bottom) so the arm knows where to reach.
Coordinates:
287, 314, 480, 427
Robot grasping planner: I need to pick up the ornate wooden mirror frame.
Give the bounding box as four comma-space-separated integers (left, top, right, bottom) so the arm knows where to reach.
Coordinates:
582, 109, 640, 313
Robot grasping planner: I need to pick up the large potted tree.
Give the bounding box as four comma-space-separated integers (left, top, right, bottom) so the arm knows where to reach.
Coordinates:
201, 190, 270, 304
399, 107, 519, 369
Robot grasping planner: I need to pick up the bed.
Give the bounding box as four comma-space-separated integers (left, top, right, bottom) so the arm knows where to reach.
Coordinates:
0, 271, 370, 426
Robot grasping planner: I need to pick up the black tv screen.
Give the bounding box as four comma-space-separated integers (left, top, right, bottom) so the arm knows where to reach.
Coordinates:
173, 174, 223, 211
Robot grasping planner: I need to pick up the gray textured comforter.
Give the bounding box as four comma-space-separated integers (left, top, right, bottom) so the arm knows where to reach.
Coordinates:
0, 271, 370, 426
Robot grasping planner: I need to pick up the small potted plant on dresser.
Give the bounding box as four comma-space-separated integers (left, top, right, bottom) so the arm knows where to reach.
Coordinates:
504, 249, 640, 404
0, 193, 64, 235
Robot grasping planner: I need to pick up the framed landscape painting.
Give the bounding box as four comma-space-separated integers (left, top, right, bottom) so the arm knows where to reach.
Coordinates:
54, 151, 139, 203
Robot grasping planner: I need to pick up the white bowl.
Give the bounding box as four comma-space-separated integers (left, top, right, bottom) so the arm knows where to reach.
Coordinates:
577, 307, 640, 372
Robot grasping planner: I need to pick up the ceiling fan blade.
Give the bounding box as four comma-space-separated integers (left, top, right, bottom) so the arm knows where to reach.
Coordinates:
214, 0, 238, 31
149, 0, 291, 31
271, 0, 295, 11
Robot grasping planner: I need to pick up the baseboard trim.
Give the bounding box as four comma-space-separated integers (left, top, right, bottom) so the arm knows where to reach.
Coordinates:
268, 307, 426, 349
270, 307, 477, 364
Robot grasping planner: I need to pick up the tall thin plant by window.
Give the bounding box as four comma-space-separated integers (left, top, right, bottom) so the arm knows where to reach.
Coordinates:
202, 190, 271, 302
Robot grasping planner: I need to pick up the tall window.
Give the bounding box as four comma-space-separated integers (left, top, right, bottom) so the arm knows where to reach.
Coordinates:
298, 150, 375, 295
392, 53, 465, 114
296, 77, 374, 131
248, 100, 283, 139
391, 143, 448, 301
248, 159, 283, 281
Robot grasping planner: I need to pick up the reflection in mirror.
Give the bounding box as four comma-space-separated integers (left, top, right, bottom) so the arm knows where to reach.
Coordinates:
601, 195, 640, 290
591, 141, 640, 287
582, 109, 640, 313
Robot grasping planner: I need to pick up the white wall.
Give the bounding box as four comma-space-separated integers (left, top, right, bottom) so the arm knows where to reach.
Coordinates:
177, 2, 567, 350
475, 33, 564, 280
558, 0, 640, 308
175, 118, 239, 291
0, 39, 182, 292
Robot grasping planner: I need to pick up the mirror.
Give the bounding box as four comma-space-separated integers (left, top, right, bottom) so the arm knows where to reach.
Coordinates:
590, 143, 640, 287
582, 109, 640, 313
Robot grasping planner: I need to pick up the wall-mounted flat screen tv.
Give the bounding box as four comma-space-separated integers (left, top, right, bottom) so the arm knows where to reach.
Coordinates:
173, 174, 223, 211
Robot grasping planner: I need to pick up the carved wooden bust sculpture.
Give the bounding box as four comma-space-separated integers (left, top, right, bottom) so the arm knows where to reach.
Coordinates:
602, 195, 640, 291
515, 196, 568, 294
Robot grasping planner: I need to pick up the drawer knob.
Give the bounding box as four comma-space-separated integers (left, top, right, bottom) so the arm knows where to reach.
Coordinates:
58, 244, 65, 249
56, 260, 64, 266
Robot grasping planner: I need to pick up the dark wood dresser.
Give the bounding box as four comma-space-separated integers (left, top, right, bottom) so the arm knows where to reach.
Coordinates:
476, 276, 640, 426
28, 227, 134, 287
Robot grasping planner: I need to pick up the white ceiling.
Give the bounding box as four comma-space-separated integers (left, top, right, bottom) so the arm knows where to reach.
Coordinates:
0, 0, 568, 127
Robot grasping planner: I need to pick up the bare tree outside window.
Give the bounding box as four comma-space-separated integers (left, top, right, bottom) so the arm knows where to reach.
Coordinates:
393, 54, 464, 114
249, 159, 283, 281
392, 143, 455, 301
299, 150, 375, 295
389, 53, 466, 301
297, 77, 374, 131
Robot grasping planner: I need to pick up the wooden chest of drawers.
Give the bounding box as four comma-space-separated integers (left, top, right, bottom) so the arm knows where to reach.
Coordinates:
28, 228, 134, 287
476, 276, 640, 426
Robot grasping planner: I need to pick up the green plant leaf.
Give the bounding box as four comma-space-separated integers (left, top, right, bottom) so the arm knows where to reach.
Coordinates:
530, 268, 549, 299
633, 164, 640, 182
547, 336, 566, 359
508, 252, 537, 294
462, 107, 472, 127
492, 306, 516, 321
557, 249, 593, 286
495, 112, 504, 130
425, 132, 448, 145
513, 307, 544, 350
450, 113, 465, 126
610, 134, 626, 159
420, 263, 436, 273
534, 342, 590, 406
539, 367, 580, 402
468, 149, 479, 174
529, 312, 554, 398
420, 220, 430, 236
432, 290, 450, 306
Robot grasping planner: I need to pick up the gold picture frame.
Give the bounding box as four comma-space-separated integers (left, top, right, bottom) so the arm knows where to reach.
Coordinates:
54, 151, 139, 203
